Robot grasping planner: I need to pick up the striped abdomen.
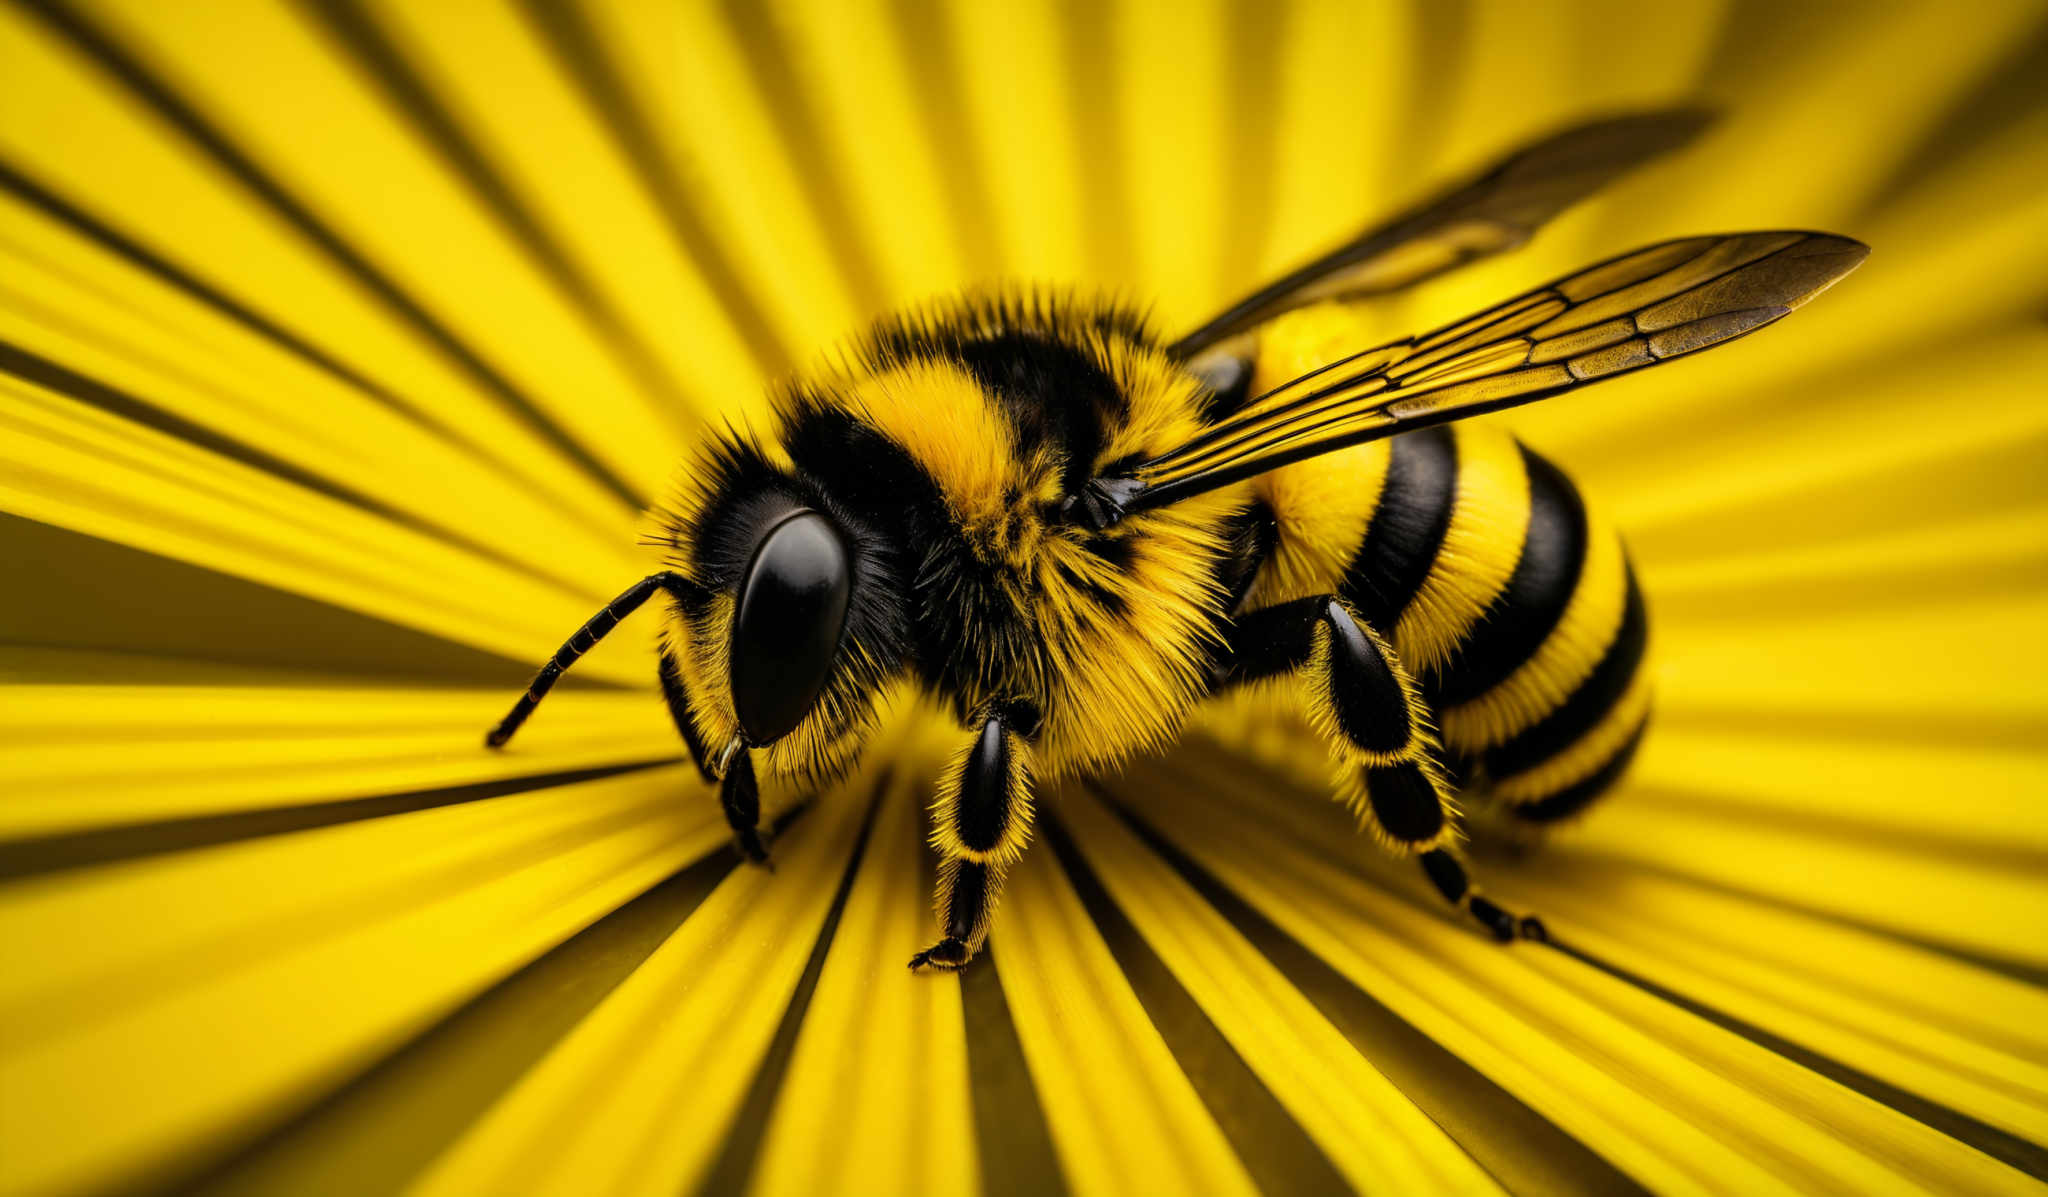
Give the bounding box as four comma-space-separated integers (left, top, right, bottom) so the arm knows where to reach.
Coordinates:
1328, 423, 1650, 823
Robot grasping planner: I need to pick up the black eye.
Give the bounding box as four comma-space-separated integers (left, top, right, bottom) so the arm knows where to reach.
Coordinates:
730, 509, 852, 744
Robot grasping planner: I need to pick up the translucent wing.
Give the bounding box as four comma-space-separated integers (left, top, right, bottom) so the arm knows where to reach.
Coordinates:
1066, 232, 1868, 530
1168, 109, 1715, 362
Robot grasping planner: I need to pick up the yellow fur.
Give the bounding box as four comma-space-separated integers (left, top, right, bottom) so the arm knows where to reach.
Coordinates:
1232, 297, 1644, 853
1488, 670, 1654, 805
1298, 614, 1460, 853
933, 857, 1008, 951
1298, 618, 1434, 768
850, 325, 1245, 780
1243, 305, 1393, 607
667, 295, 1246, 787
1439, 507, 1630, 752
1333, 752, 1462, 855
836, 362, 1062, 569
1392, 424, 1528, 674
927, 718, 1037, 867
1245, 442, 1388, 607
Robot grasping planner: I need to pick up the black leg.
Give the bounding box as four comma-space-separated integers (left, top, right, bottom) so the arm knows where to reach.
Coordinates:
911, 705, 1036, 971
1221, 594, 1543, 941
658, 647, 719, 784
721, 749, 771, 865
1217, 594, 1424, 765
484, 572, 700, 749
911, 860, 1002, 971
1422, 849, 1547, 942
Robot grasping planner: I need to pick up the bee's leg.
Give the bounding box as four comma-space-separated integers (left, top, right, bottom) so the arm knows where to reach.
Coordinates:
656, 648, 720, 784
1420, 847, 1545, 942
1220, 595, 1542, 942
720, 748, 771, 866
485, 572, 702, 748
910, 705, 1037, 972
658, 646, 768, 863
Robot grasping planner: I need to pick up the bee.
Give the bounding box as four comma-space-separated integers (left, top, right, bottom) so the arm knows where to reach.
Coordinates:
484, 112, 1866, 971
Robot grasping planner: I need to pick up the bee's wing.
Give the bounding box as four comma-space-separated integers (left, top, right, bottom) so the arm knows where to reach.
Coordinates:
1067, 232, 1868, 529
1168, 109, 1715, 362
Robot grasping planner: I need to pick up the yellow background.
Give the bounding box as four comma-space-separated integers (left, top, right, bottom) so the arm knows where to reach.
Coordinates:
1, 1, 2045, 1193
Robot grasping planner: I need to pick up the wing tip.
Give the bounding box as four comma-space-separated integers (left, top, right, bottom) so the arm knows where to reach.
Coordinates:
1773, 231, 1872, 307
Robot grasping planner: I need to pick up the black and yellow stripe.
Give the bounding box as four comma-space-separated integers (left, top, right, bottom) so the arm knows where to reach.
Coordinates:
1239, 305, 1648, 827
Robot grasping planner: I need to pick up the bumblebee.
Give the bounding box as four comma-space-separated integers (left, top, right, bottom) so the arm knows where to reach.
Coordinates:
485, 113, 1866, 971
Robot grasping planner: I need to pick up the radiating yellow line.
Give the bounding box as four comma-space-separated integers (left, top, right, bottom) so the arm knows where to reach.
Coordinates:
772, 0, 973, 304
749, 771, 978, 1197
1646, 506, 2048, 627
1116, 0, 1229, 329
1122, 755, 1768, 1195
614, 0, 868, 350
0, 247, 644, 581
360, 0, 766, 428
993, 809, 1259, 1197
77, 0, 687, 501
1656, 0, 2044, 232
1618, 727, 2048, 855
1600, 329, 2048, 549
1496, 854, 2048, 1062
409, 765, 877, 1197
1559, 798, 2048, 967
0, 4, 648, 533
1513, 940, 2041, 1195
1126, 750, 2037, 1194
1253, 1, 1407, 286
0, 372, 657, 684
0, 684, 677, 836
0, 767, 725, 1197
1515, 874, 2048, 1144
1653, 595, 2048, 732
1058, 784, 1506, 1195
939, 0, 1089, 286
1511, 206, 2048, 474
0, 242, 636, 581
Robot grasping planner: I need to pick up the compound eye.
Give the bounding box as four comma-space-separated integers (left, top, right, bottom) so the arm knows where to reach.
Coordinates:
730, 510, 852, 744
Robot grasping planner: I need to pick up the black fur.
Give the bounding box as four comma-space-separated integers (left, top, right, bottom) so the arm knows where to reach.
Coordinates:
1212, 501, 1278, 615
953, 713, 1018, 854
1363, 761, 1446, 843
1434, 444, 1588, 705
1322, 599, 1414, 755
1483, 562, 1647, 781
1507, 717, 1650, 824
860, 293, 1152, 497
1341, 426, 1459, 629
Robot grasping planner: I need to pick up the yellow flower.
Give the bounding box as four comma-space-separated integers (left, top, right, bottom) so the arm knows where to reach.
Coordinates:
3, 1, 2045, 1194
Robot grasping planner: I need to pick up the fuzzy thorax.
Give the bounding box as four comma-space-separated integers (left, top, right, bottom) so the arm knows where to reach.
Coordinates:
817, 339, 1244, 779
647, 290, 1248, 783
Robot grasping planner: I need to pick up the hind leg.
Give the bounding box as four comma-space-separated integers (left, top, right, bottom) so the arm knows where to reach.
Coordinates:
1218, 595, 1543, 941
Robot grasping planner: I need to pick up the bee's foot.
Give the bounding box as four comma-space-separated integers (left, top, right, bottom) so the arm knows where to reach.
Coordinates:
908, 937, 973, 972
1467, 896, 1521, 943
734, 828, 772, 869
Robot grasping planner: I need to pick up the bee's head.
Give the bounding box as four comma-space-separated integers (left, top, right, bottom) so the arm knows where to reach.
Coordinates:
653, 435, 905, 782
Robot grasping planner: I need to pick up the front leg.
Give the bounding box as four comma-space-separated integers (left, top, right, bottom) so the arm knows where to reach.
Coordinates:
910, 704, 1037, 971
657, 646, 720, 785
657, 646, 771, 864
1220, 595, 1542, 942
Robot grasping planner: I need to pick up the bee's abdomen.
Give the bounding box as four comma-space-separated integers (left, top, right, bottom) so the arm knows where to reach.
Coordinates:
1467, 564, 1650, 820
1334, 428, 1650, 820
